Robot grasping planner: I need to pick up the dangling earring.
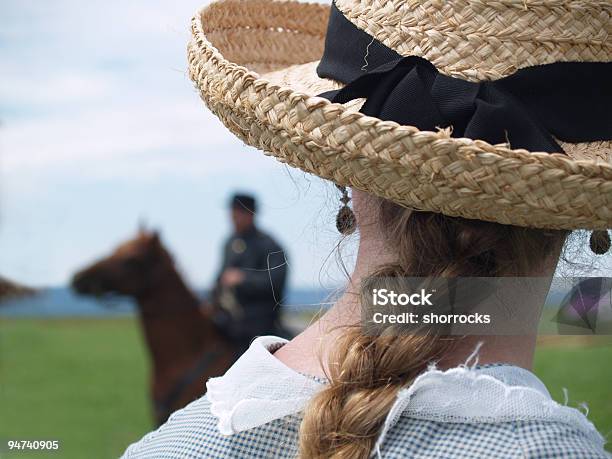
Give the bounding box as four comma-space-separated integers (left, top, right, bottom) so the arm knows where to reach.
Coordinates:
589, 230, 610, 255
335, 184, 356, 235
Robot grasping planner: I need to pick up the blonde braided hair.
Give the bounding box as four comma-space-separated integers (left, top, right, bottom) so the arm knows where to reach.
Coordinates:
298, 201, 567, 458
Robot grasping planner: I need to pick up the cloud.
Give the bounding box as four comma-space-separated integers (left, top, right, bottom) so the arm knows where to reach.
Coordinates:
0, 72, 118, 108
0, 0, 351, 290
0, 0, 278, 181
1, 95, 261, 175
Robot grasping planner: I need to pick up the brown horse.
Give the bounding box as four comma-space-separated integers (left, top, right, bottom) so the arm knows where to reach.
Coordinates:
71, 228, 237, 425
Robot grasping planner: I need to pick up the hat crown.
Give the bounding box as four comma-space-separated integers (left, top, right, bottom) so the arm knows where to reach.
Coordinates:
336, 0, 611, 81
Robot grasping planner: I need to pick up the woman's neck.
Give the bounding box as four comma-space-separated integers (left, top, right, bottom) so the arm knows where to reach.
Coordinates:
275, 226, 541, 378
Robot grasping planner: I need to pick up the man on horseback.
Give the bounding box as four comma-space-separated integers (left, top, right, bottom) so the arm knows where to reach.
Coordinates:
211, 193, 289, 353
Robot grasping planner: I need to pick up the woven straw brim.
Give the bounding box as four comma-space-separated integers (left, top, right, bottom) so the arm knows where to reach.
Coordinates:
188, 0, 612, 230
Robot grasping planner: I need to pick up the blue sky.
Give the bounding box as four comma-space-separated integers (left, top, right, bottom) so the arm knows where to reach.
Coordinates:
0, 0, 353, 290
1, 0, 609, 290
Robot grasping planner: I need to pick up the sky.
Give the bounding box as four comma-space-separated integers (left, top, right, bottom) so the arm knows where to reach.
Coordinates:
0, 0, 609, 290
0, 0, 354, 290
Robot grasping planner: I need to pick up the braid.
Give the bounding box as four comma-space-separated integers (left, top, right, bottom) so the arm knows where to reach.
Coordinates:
298, 203, 567, 459
299, 328, 452, 458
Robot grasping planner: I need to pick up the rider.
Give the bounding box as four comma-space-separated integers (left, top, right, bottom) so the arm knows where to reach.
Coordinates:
210, 193, 289, 352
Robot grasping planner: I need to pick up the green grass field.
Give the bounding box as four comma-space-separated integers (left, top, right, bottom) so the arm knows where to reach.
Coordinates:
1, 319, 611, 458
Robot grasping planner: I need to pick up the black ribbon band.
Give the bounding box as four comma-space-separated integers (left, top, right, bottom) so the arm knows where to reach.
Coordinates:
316, 3, 612, 153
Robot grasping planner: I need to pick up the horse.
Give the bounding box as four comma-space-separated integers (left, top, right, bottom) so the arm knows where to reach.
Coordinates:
71, 228, 238, 425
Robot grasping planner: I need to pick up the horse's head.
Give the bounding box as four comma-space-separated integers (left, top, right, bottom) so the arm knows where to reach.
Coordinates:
71, 227, 170, 298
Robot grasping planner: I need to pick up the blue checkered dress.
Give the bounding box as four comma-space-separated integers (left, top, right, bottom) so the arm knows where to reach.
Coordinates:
122, 395, 609, 458
122, 339, 610, 458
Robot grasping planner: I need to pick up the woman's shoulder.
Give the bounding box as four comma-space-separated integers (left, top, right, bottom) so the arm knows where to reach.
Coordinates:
514, 420, 611, 458
120, 395, 217, 458
379, 416, 610, 459
121, 394, 302, 459
373, 363, 609, 458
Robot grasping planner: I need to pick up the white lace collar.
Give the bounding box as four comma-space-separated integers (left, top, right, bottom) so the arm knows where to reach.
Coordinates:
206, 336, 604, 451
206, 336, 323, 435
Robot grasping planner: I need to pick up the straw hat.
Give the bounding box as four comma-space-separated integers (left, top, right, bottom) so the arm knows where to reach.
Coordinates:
188, 0, 612, 231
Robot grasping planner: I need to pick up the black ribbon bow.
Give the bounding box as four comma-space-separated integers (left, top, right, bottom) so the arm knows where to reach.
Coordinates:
317, 3, 612, 153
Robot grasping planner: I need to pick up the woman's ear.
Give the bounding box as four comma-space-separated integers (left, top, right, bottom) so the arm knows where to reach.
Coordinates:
351, 190, 383, 237
351, 189, 369, 226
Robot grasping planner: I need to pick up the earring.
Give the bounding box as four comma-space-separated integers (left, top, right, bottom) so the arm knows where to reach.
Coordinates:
335, 184, 356, 235
589, 230, 610, 255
